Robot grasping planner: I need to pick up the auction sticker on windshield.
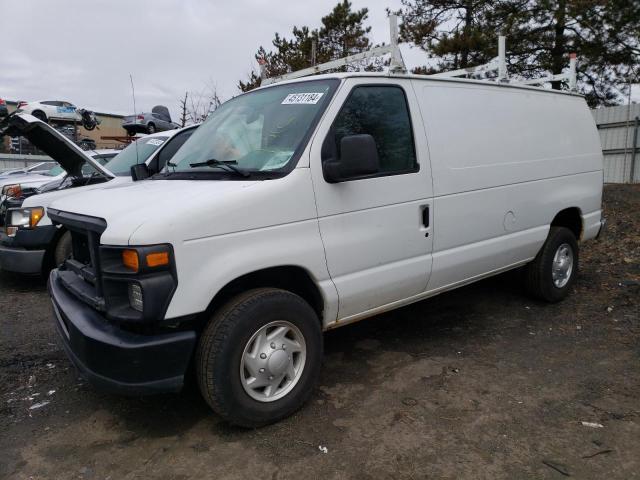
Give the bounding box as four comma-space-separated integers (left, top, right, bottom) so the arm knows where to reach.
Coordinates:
281, 93, 324, 105
146, 139, 165, 146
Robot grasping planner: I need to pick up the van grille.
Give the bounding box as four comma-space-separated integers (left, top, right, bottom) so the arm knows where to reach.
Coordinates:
48, 209, 107, 310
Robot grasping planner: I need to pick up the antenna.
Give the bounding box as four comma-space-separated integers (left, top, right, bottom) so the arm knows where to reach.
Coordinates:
129, 74, 140, 165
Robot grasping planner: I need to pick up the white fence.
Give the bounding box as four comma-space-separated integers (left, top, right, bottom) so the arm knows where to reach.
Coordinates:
592, 104, 640, 184
0, 154, 52, 171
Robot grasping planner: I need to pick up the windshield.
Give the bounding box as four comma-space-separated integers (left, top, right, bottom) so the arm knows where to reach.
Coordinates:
43, 164, 64, 176
104, 136, 168, 176
164, 79, 338, 178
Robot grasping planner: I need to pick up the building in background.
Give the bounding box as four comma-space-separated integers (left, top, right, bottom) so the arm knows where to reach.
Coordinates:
592, 104, 640, 184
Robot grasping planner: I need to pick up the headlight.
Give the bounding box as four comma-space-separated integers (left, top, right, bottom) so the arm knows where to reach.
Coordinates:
6, 207, 45, 236
1, 184, 22, 198
99, 244, 176, 322
128, 283, 144, 312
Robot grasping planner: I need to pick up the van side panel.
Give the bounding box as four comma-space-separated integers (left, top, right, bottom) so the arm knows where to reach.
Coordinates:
416, 82, 603, 196
413, 81, 603, 291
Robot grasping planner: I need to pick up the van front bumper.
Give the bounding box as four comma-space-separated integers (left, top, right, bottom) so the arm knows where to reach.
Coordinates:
48, 269, 196, 395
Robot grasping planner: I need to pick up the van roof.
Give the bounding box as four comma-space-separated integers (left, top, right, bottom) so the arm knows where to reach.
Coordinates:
257, 71, 584, 99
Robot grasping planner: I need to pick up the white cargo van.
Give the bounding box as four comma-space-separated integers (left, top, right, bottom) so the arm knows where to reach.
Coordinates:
46, 73, 604, 427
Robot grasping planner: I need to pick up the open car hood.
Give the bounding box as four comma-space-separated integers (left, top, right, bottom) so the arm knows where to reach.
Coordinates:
0, 113, 114, 179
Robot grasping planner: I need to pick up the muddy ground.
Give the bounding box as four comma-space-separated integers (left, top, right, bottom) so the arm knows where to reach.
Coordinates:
1, 185, 638, 480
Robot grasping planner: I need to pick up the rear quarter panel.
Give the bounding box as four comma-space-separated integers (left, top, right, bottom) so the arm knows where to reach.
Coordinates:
412, 80, 603, 291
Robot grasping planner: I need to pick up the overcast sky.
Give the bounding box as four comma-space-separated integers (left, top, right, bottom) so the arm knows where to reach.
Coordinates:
1, 0, 637, 120
0, 0, 431, 120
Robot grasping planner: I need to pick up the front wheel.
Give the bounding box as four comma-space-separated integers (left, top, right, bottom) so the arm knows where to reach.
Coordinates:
524, 226, 579, 302
196, 288, 323, 427
53, 231, 72, 267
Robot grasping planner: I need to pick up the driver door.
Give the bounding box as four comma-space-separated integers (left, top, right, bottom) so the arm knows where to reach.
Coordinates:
310, 78, 434, 321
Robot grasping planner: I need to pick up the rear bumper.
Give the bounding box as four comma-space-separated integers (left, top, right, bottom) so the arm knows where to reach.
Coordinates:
0, 244, 45, 273
48, 269, 196, 395
596, 218, 606, 240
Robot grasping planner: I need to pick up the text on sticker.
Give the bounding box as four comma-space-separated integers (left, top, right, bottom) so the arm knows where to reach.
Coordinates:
282, 93, 324, 105
146, 139, 165, 146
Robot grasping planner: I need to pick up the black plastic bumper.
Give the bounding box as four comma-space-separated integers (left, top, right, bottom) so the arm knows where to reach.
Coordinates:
0, 244, 45, 273
596, 218, 606, 240
48, 269, 196, 395
0, 226, 58, 274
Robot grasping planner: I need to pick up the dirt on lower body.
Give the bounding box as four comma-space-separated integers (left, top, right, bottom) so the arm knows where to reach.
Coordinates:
1, 185, 638, 480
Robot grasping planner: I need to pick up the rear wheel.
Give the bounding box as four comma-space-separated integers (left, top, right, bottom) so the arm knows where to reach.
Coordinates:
147, 123, 156, 133
196, 288, 323, 427
524, 226, 579, 302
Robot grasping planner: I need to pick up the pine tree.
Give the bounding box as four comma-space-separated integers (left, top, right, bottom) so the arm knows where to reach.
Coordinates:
499, 0, 640, 106
396, 0, 640, 106
239, 0, 378, 92
395, 0, 498, 73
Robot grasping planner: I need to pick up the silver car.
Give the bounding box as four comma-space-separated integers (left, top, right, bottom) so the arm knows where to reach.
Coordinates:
122, 105, 178, 135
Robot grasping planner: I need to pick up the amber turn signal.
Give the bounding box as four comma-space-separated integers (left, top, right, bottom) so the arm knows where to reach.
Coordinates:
146, 251, 170, 268
122, 250, 139, 272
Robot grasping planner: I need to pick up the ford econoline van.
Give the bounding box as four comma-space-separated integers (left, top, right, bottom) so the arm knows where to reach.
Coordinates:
45, 73, 604, 427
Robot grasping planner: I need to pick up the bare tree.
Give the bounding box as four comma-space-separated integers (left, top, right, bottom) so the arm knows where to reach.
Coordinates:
187, 80, 222, 124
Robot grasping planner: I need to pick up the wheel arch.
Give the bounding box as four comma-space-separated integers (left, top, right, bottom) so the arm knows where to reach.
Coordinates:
31, 109, 47, 121
205, 265, 325, 323
551, 207, 583, 240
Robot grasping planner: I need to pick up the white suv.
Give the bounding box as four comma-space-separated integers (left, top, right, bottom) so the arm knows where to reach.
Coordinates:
46, 73, 604, 427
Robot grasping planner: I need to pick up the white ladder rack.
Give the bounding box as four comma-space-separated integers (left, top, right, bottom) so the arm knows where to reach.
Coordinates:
259, 16, 578, 91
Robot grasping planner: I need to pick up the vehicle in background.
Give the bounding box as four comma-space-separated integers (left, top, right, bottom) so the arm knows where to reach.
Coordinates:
44, 73, 604, 428
16, 100, 82, 123
122, 105, 178, 135
0, 150, 116, 203
0, 115, 195, 274
0, 98, 7, 118
0, 162, 56, 178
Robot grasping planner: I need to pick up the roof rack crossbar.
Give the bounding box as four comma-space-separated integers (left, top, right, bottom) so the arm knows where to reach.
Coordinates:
261, 15, 406, 86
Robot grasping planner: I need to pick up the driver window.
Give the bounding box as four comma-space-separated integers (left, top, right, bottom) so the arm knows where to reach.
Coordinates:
331, 85, 417, 176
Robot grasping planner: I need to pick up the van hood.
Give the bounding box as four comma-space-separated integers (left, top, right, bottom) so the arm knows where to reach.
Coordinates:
48, 178, 263, 244
0, 113, 114, 179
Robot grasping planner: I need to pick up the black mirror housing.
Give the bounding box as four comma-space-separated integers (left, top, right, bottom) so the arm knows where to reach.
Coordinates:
322, 134, 380, 183
130, 163, 151, 181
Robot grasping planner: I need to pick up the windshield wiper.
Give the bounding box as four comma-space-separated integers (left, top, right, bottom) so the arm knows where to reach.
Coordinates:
189, 158, 251, 178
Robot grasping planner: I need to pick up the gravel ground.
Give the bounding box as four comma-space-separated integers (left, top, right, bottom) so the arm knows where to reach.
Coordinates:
0, 185, 638, 480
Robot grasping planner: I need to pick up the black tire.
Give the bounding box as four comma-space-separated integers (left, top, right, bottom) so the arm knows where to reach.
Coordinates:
196, 288, 323, 428
32, 110, 47, 123
524, 226, 579, 302
53, 231, 72, 267
147, 123, 156, 133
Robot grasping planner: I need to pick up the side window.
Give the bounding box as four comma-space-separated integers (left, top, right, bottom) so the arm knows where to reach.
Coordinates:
152, 129, 195, 172
330, 85, 417, 176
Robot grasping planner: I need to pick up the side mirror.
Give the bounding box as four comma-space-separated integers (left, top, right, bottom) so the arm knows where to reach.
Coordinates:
322, 134, 379, 183
130, 163, 151, 181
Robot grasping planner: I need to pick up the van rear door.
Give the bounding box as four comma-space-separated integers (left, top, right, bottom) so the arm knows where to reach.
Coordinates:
310, 78, 434, 320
